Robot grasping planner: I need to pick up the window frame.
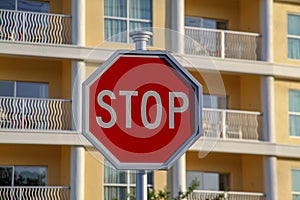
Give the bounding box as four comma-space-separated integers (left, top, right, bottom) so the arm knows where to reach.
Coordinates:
291, 169, 300, 199
203, 94, 228, 109
185, 16, 228, 30
0, 80, 49, 98
0, 0, 50, 13
0, 165, 48, 186
103, 160, 153, 200
186, 171, 230, 191
287, 13, 300, 60
288, 89, 300, 138
104, 0, 152, 44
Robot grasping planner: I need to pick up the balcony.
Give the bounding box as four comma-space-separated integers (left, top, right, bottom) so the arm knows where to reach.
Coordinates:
185, 27, 261, 61
188, 190, 265, 200
0, 9, 72, 44
0, 97, 72, 131
202, 108, 262, 140
0, 186, 70, 200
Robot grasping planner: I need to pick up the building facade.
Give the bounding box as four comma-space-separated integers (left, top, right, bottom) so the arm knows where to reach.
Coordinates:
0, 0, 300, 200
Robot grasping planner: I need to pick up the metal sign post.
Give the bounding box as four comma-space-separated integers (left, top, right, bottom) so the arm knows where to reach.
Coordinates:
130, 31, 153, 200
136, 170, 147, 200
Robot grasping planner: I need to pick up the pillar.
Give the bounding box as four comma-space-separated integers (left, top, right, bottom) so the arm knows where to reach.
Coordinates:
260, 0, 273, 62
168, 0, 187, 198
71, 0, 86, 199
261, 76, 278, 200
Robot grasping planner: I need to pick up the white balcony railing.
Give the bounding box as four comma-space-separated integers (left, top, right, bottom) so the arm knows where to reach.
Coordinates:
185, 27, 261, 60
0, 97, 72, 131
0, 9, 72, 44
188, 190, 265, 200
0, 186, 70, 200
202, 108, 262, 140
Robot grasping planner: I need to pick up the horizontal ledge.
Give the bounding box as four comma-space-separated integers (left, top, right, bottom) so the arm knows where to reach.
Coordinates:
1, 41, 300, 80
0, 130, 92, 146
190, 137, 300, 159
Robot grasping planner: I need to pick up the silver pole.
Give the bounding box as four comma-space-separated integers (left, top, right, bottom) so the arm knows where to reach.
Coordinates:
130, 30, 152, 200
129, 31, 152, 51
136, 170, 147, 200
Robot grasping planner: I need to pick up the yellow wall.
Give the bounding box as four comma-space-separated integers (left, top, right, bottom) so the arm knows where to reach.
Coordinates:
273, 2, 300, 65
275, 79, 300, 145
189, 71, 262, 111
0, 57, 71, 99
186, 152, 243, 191
240, 75, 261, 111
239, 0, 260, 33
86, 0, 103, 46
154, 170, 167, 191
241, 155, 264, 192
185, 0, 240, 30
0, 144, 70, 186
85, 150, 104, 200
277, 158, 300, 200
186, 152, 264, 192
41, 0, 71, 15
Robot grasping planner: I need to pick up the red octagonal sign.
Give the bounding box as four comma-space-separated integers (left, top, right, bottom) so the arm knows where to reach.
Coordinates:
82, 50, 202, 170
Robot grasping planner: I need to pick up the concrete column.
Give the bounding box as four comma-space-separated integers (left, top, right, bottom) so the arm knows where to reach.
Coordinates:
72, 0, 85, 46
71, 0, 86, 200
264, 156, 277, 200
172, 155, 186, 198
261, 76, 275, 142
260, 0, 273, 62
261, 76, 277, 200
168, 0, 187, 198
171, 0, 185, 54
71, 146, 85, 200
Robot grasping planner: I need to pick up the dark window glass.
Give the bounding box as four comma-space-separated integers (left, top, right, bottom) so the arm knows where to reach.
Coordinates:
0, 0, 49, 12
0, 167, 12, 186
16, 82, 48, 98
14, 166, 47, 186
0, 81, 14, 97
0, 0, 15, 10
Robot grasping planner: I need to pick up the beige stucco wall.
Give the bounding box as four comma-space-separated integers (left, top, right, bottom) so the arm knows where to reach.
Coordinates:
241, 155, 264, 192
186, 152, 264, 192
187, 152, 240, 191
0, 144, 70, 186
275, 79, 300, 145
277, 158, 300, 200
240, 75, 261, 111
239, 0, 260, 33
185, 0, 240, 30
189, 71, 262, 111
0, 57, 71, 99
85, 150, 104, 200
273, 1, 300, 65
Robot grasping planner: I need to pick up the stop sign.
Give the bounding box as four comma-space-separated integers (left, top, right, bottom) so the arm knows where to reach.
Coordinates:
82, 50, 202, 170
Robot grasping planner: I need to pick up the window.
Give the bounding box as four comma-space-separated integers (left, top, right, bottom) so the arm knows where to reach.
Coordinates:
0, 81, 48, 98
289, 90, 300, 137
288, 14, 300, 60
185, 16, 228, 30
186, 171, 230, 191
292, 169, 300, 200
104, 0, 152, 43
0, 166, 47, 186
0, 0, 49, 13
104, 160, 153, 200
203, 94, 227, 109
